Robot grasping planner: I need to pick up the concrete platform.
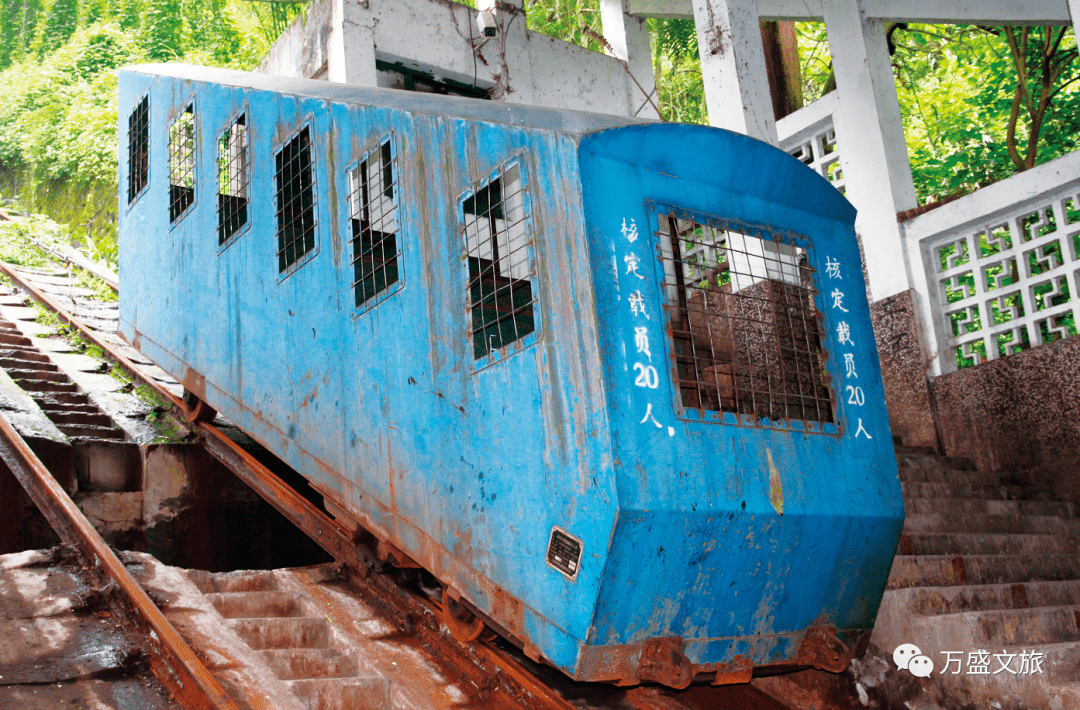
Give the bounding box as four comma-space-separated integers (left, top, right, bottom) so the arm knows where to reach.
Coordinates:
0, 549, 177, 709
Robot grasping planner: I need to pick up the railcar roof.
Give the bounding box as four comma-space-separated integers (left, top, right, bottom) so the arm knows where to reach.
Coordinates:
123, 63, 651, 135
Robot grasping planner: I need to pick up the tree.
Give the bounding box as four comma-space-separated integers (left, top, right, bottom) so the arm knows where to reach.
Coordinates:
38, 0, 81, 56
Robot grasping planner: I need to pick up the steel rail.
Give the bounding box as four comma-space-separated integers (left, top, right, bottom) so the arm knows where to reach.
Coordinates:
3, 254, 583, 710
0, 410, 238, 710
0, 209, 119, 291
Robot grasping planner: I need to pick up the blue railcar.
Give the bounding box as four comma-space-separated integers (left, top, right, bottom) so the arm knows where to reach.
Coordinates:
117, 63, 904, 687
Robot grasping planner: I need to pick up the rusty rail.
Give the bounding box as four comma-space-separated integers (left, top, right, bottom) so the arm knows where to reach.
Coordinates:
0, 209, 120, 291
198, 422, 374, 571
0, 410, 238, 710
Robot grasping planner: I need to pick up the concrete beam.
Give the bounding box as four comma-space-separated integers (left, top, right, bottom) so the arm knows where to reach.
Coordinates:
331, 0, 377, 86
601, 0, 660, 118
629, 0, 1074, 24
1072, 0, 1080, 46
691, 0, 778, 144
823, 0, 917, 302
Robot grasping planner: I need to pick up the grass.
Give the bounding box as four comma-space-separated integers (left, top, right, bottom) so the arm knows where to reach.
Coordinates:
73, 265, 117, 303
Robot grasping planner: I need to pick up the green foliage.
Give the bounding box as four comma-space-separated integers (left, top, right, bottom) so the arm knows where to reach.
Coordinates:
525, 0, 607, 54
0, 0, 293, 257
798, 23, 1080, 204
39, 0, 82, 56
0, 219, 55, 267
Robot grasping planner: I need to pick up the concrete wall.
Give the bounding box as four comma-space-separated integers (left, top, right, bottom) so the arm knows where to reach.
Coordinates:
257, 0, 644, 116
869, 289, 938, 449
931, 335, 1080, 499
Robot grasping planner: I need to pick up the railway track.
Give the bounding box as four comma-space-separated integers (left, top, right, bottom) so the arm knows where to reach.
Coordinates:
0, 222, 793, 710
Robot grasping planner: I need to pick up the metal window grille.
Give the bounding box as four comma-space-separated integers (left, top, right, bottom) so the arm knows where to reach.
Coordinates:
348, 136, 399, 308
127, 96, 149, 204
217, 113, 249, 246
462, 163, 534, 360
168, 104, 196, 223
657, 211, 834, 425
274, 126, 317, 273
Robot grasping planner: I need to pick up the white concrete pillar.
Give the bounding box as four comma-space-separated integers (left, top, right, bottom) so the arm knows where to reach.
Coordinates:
822, 0, 917, 301
600, 0, 660, 118
1070, 0, 1080, 49
330, 0, 377, 86
689, 0, 777, 144
478, 0, 536, 104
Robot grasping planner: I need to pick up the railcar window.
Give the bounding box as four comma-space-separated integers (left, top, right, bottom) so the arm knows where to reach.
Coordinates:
657, 211, 834, 425
274, 126, 317, 273
217, 113, 249, 246
462, 163, 535, 360
167, 104, 196, 223
348, 136, 399, 308
127, 95, 149, 205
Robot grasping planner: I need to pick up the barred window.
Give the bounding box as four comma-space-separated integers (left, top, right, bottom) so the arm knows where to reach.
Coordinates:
348, 136, 399, 308
127, 95, 149, 204
657, 210, 834, 425
168, 104, 196, 223
217, 113, 249, 246
274, 126, 317, 274
462, 163, 535, 360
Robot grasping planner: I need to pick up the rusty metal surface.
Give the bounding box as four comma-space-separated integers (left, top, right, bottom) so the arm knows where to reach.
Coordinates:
795, 626, 852, 673
0, 410, 238, 710
198, 421, 373, 571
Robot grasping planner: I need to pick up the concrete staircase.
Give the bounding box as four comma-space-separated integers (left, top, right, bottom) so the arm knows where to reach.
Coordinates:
188, 570, 391, 710
867, 445, 1080, 708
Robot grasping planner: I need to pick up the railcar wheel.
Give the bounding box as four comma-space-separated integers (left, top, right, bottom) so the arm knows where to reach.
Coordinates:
181, 388, 217, 423
442, 588, 486, 643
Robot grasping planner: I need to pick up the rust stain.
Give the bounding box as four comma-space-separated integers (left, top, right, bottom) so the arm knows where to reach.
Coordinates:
796, 625, 851, 673
766, 448, 784, 516
637, 637, 693, 689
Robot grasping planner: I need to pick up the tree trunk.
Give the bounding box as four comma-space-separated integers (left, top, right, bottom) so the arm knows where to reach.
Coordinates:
760, 20, 804, 120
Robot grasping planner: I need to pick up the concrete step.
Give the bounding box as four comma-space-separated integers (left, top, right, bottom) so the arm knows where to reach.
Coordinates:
0, 332, 32, 347
59, 424, 125, 441
12, 378, 78, 393
899, 531, 1080, 556
187, 570, 280, 594
902, 481, 1056, 501
5, 367, 66, 382
41, 411, 117, 428
40, 403, 104, 415
888, 554, 1080, 589
893, 444, 937, 456
33, 391, 94, 408
229, 617, 330, 650
928, 605, 1080, 647
898, 467, 1025, 487
903, 512, 1080, 536
0, 350, 55, 366
287, 677, 390, 710
208, 591, 303, 619
888, 580, 1080, 616
261, 648, 359, 680
896, 453, 977, 471
902, 497, 1074, 518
